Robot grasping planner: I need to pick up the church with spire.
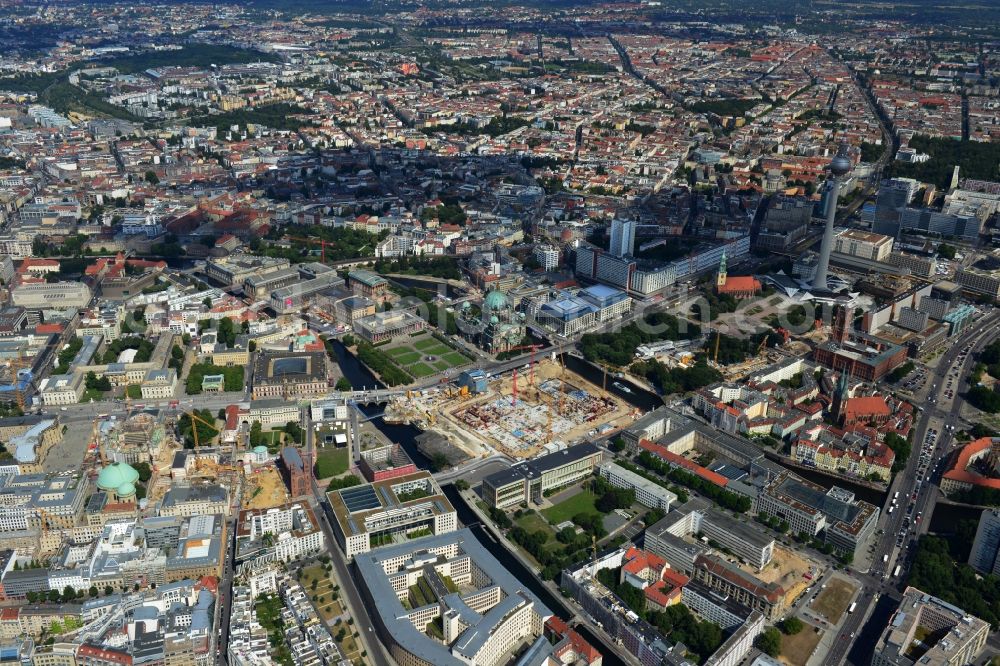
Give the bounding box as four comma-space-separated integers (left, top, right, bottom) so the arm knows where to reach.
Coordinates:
715, 251, 761, 299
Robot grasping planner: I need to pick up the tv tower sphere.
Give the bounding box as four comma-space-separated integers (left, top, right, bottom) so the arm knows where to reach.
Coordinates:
830, 144, 851, 177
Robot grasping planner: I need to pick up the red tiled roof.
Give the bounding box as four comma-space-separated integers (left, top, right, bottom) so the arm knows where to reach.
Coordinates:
843, 396, 891, 421
718, 276, 761, 295
943, 438, 1000, 490
640, 439, 729, 487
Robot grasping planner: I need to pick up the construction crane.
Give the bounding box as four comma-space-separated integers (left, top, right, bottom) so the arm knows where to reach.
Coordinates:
557, 353, 567, 417
183, 411, 219, 448
92, 420, 106, 466
713, 330, 722, 365
286, 236, 335, 263
505, 345, 543, 387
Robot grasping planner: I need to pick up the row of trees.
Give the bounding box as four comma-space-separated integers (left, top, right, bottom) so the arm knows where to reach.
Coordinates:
355, 341, 413, 386
579, 314, 701, 367
634, 451, 752, 512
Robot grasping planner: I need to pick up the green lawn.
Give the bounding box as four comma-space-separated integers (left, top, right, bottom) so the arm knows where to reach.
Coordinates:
542, 490, 598, 524
408, 362, 436, 378
516, 511, 554, 536
394, 351, 423, 364
81, 388, 107, 402
414, 338, 443, 352
376, 340, 470, 381
442, 351, 468, 366
314, 447, 350, 478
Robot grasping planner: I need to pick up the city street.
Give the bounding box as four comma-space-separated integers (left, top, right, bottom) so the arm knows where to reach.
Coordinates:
831, 309, 1000, 666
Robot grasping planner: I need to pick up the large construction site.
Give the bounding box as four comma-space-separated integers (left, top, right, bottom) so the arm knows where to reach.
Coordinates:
387, 357, 640, 459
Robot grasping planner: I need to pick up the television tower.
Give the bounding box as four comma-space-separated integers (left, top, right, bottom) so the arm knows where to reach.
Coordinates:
812, 143, 852, 292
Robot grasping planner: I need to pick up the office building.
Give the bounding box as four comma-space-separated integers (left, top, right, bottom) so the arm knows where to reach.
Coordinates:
871, 587, 988, 666
354, 529, 554, 666
575, 245, 677, 297
11, 282, 91, 309
534, 245, 560, 271
598, 462, 677, 512
327, 471, 457, 559
968, 509, 1000, 576
537, 295, 598, 336
753, 472, 878, 557
690, 554, 785, 620
873, 179, 919, 237
235, 502, 325, 564
887, 252, 935, 278
644, 508, 774, 572
955, 267, 1000, 300
900, 208, 981, 241
754, 195, 813, 253
832, 229, 894, 262
159, 483, 229, 517
577, 285, 632, 323
39, 373, 85, 406
610, 219, 636, 257
482, 442, 602, 509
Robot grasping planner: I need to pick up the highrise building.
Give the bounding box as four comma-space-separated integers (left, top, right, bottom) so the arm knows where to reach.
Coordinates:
969, 508, 1000, 575
609, 219, 636, 257
873, 178, 921, 237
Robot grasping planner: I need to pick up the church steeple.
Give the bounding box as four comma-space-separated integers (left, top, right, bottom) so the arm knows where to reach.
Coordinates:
716, 250, 728, 289
832, 369, 850, 421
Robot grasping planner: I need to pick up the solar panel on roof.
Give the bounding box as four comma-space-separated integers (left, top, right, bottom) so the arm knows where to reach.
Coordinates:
340, 486, 382, 513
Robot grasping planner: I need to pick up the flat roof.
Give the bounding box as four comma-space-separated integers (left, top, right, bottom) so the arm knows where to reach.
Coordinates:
354, 528, 553, 666
484, 442, 601, 488
327, 470, 453, 537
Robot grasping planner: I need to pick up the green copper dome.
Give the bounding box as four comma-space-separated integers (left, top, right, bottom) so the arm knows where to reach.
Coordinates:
484, 290, 507, 311
253, 445, 269, 454
97, 462, 139, 492
116, 482, 137, 498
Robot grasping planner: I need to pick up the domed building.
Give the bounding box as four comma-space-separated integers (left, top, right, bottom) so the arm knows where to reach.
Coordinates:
97, 462, 140, 502
483, 289, 509, 314
481, 290, 526, 355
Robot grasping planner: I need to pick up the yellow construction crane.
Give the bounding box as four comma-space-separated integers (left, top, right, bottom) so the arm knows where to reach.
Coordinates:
713, 330, 721, 365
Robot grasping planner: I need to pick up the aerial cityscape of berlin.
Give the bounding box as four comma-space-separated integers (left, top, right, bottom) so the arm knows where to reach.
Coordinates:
0, 0, 999, 665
